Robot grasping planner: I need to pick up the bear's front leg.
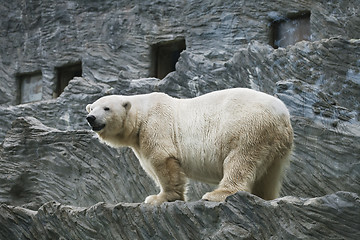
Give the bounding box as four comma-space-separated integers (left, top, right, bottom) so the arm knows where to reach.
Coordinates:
144, 157, 187, 205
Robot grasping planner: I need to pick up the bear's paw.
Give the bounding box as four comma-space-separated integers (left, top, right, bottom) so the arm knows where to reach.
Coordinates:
145, 194, 168, 205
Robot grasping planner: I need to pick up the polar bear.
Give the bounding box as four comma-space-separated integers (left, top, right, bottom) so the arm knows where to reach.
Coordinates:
86, 88, 293, 205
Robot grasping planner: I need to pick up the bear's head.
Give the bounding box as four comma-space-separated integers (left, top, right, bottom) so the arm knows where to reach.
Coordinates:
86, 96, 131, 140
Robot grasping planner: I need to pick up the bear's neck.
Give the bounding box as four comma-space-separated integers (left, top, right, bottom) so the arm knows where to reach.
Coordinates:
118, 107, 142, 148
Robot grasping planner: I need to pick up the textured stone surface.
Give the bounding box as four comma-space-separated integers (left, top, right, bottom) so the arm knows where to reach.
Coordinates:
1, 0, 360, 239
0, 77, 110, 142
0, 191, 359, 239
1, 0, 360, 105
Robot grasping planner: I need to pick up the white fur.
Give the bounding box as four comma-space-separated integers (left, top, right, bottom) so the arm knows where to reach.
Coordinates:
86, 88, 293, 204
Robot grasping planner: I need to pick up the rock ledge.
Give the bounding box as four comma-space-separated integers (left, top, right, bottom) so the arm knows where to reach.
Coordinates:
1, 191, 359, 239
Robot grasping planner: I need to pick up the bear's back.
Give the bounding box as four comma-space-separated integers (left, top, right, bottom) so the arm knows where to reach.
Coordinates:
177, 88, 289, 119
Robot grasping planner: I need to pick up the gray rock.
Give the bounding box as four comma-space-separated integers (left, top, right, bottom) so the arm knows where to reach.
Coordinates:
0, 77, 111, 142
275, 79, 360, 198
0, 191, 359, 239
1, 0, 360, 105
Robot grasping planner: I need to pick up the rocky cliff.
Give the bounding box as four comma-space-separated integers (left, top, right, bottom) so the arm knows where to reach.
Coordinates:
0, 0, 359, 239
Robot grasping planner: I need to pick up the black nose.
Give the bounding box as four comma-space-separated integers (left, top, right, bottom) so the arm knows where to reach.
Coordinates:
86, 115, 96, 124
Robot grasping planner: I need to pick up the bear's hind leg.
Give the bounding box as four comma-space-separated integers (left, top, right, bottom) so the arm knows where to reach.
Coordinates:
145, 157, 187, 205
202, 153, 257, 202
252, 154, 290, 200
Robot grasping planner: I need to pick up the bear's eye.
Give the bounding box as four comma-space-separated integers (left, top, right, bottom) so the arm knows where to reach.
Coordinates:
104, 107, 110, 111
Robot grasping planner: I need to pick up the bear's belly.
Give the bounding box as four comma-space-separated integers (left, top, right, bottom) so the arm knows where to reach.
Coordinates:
179, 151, 224, 184
173, 125, 225, 184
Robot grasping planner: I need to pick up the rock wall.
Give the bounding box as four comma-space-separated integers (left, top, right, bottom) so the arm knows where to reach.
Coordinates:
1, 0, 359, 105
0, 0, 359, 239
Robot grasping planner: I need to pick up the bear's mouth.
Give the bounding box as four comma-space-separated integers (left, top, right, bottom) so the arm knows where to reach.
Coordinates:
91, 124, 105, 132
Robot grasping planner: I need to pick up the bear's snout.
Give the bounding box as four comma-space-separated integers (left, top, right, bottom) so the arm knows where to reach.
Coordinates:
86, 115, 106, 132
86, 115, 96, 124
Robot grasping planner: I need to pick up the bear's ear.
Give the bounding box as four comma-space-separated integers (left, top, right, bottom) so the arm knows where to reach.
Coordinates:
86, 104, 92, 113
122, 101, 131, 111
